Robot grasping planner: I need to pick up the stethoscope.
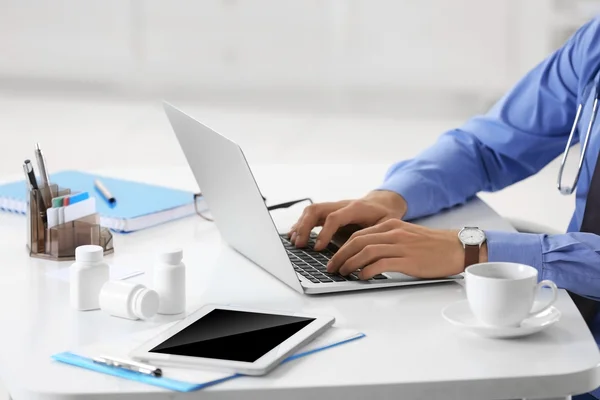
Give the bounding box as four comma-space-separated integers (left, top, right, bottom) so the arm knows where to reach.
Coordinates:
557, 76, 600, 195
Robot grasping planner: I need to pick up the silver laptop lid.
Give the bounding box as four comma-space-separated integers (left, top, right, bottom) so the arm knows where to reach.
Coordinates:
163, 102, 303, 293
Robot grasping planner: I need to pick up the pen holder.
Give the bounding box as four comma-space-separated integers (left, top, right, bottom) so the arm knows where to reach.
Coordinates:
27, 183, 114, 261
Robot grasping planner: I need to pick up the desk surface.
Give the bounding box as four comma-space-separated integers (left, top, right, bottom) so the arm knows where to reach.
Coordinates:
0, 165, 598, 400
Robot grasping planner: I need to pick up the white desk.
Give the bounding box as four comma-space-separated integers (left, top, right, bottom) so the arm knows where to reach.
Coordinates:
0, 164, 598, 400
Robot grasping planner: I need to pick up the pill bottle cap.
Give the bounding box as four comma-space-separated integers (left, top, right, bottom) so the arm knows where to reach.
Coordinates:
75, 245, 104, 263
159, 248, 183, 265
133, 288, 159, 320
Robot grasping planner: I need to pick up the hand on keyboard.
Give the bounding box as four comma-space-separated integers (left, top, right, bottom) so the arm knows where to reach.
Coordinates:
281, 233, 388, 283
325, 219, 470, 280
287, 191, 408, 251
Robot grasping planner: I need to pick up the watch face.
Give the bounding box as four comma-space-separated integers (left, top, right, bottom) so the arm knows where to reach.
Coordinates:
459, 228, 485, 246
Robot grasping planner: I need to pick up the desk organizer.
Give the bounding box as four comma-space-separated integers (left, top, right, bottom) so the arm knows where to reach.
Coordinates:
27, 183, 114, 260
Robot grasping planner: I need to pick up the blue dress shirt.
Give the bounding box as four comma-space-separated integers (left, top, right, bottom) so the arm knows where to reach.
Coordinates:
378, 15, 600, 362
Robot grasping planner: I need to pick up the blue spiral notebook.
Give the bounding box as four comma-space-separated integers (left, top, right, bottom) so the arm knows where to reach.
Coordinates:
52, 327, 365, 392
0, 170, 202, 233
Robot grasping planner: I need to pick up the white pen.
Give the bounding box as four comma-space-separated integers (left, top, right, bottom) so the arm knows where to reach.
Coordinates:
94, 179, 117, 206
92, 355, 162, 377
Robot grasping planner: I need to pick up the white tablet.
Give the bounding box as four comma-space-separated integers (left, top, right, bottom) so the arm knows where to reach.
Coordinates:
130, 304, 335, 376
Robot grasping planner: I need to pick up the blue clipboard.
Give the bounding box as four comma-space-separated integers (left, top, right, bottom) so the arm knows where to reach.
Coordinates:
52, 333, 365, 392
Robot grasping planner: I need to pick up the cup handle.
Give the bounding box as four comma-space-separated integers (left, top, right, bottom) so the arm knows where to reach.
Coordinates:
528, 280, 558, 317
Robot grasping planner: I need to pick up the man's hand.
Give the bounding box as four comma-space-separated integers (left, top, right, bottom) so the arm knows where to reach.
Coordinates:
326, 219, 488, 280
288, 190, 408, 250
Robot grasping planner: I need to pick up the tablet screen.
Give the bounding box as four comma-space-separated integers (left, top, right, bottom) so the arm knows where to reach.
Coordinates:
150, 309, 315, 362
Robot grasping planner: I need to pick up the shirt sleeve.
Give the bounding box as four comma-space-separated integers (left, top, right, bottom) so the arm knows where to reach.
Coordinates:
486, 230, 600, 299
378, 17, 600, 221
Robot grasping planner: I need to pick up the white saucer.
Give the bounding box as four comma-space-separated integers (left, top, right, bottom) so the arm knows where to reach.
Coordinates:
442, 300, 561, 339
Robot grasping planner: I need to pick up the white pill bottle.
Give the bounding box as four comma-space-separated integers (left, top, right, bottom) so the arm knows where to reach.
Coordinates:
70, 245, 110, 310
154, 248, 186, 314
99, 281, 159, 320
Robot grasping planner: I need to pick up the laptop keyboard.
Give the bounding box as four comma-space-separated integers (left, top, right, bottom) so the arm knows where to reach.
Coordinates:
280, 232, 388, 284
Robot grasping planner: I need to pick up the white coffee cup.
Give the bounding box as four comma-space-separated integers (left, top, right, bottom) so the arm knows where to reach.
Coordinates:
465, 262, 558, 327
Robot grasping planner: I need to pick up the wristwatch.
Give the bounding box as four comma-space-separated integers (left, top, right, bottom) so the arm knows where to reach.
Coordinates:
457, 227, 486, 269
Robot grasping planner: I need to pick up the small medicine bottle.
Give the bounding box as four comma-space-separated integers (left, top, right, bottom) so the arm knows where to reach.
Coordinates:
70, 245, 110, 311
154, 248, 186, 315
99, 281, 159, 320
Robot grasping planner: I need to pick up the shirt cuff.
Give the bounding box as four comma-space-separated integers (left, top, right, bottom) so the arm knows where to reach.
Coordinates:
485, 230, 545, 275
377, 172, 434, 220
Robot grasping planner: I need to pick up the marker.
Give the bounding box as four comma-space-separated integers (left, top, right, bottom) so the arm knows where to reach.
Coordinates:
94, 179, 116, 207
23, 159, 47, 226
23, 160, 39, 191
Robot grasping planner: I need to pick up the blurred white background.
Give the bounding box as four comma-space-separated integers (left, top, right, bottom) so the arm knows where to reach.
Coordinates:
0, 0, 594, 106
0, 0, 587, 103
1, 1, 599, 397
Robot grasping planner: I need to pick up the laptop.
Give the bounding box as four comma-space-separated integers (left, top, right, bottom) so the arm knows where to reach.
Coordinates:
164, 102, 462, 294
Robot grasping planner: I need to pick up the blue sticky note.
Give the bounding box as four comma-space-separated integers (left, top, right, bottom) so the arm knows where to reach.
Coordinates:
67, 191, 89, 205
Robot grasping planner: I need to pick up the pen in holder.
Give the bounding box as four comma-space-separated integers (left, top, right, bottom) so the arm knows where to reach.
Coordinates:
27, 183, 114, 261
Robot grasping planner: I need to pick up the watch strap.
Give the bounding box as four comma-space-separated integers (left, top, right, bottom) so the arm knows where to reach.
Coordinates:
464, 244, 480, 268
